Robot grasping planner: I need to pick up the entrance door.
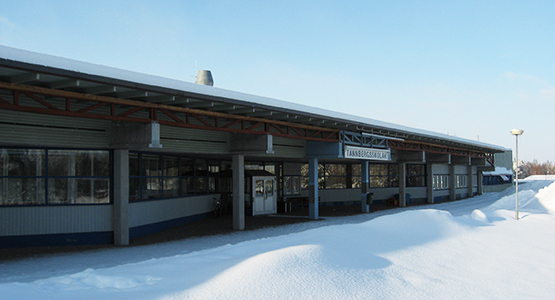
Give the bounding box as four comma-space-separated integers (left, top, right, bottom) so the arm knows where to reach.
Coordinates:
252, 176, 276, 215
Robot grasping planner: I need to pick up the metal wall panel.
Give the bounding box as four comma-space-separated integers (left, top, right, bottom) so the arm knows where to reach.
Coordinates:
432, 164, 450, 174
272, 136, 305, 158
0, 110, 110, 148
160, 125, 229, 154
0, 205, 112, 236
129, 195, 213, 228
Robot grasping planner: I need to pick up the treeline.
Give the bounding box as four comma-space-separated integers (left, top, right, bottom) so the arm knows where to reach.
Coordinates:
518, 160, 555, 178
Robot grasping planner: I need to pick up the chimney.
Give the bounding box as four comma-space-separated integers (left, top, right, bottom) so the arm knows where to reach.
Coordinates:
195, 70, 214, 86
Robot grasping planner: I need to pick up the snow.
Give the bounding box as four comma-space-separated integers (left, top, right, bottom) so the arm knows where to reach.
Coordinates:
2, 180, 555, 299
0, 45, 505, 152
482, 166, 513, 176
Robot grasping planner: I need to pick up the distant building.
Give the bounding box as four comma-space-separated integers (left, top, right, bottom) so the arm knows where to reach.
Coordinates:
0, 46, 507, 248
482, 151, 513, 192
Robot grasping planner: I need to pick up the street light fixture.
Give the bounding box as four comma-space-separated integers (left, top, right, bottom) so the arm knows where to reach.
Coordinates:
511, 129, 524, 220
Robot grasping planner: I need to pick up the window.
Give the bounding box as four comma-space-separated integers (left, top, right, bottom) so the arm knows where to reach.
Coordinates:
433, 175, 450, 190
283, 175, 301, 195
323, 164, 347, 189
130, 152, 226, 201
300, 163, 348, 189
407, 164, 426, 187
455, 174, 468, 188
369, 164, 399, 188
349, 164, 361, 188
0, 148, 110, 206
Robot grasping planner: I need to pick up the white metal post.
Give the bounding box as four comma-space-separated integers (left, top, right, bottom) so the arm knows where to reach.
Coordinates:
511, 129, 523, 220
515, 134, 519, 220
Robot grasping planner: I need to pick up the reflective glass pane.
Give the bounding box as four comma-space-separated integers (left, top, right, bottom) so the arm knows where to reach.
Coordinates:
129, 153, 140, 176
2, 178, 45, 205
142, 155, 161, 176
48, 178, 71, 204
129, 178, 141, 201
180, 158, 194, 176
164, 157, 179, 176
4, 149, 45, 176
255, 180, 264, 196
265, 180, 273, 196
48, 150, 74, 176
163, 177, 179, 197
76, 178, 110, 203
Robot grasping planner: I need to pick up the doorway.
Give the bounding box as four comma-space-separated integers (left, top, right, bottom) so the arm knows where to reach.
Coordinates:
252, 176, 276, 215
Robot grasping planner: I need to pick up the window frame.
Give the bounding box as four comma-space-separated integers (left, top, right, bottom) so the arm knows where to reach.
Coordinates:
0, 147, 112, 206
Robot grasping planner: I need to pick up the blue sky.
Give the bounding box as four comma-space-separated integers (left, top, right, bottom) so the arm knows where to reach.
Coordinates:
1, 0, 554, 163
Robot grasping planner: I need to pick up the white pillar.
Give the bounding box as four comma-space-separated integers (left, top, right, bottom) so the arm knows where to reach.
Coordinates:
398, 162, 406, 207
426, 164, 434, 204
113, 149, 129, 246
361, 160, 370, 213
232, 154, 245, 230
308, 158, 319, 220
478, 172, 484, 195
449, 164, 456, 201
467, 165, 474, 198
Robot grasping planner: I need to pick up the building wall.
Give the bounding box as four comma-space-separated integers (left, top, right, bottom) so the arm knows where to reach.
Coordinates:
300, 187, 428, 204
129, 195, 213, 228
0, 110, 111, 148
0, 205, 112, 236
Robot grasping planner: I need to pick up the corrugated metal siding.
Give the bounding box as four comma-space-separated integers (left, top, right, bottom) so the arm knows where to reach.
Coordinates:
272, 136, 305, 158
129, 195, 213, 228
160, 126, 228, 154
0, 110, 110, 148
0, 205, 112, 236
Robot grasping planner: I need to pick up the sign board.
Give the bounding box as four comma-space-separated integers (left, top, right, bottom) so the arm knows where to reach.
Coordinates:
344, 145, 391, 161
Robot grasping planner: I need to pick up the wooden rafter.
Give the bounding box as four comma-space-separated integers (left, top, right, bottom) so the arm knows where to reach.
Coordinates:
389, 140, 495, 165
0, 82, 340, 142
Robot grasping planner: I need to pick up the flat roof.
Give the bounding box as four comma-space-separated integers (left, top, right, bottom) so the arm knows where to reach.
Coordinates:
0, 45, 505, 153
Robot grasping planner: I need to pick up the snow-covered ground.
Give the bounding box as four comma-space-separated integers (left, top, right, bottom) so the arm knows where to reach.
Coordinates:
1, 180, 555, 299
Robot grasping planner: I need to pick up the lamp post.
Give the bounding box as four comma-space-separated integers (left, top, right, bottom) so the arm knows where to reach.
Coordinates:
511, 129, 524, 220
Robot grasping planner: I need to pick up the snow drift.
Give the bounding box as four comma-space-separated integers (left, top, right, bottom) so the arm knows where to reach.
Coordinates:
1, 180, 555, 299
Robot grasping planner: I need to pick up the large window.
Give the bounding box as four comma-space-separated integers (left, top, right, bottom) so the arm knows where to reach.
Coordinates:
301, 163, 349, 190
433, 175, 450, 190
129, 153, 223, 201
322, 164, 347, 189
349, 164, 361, 188
0, 148, 110, 205
407, 164, 426, 187
455, 174, 468, 188
369, 164, 399, 188
300, 163, 426, 189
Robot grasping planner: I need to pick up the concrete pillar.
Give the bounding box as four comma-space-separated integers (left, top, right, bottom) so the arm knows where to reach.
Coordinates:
113, 149, 129, 246
467, 165, 474, 198
449, 164, 456, 201
478, 171, 484, 195
361, 160, 370, 213
426, 164, 434, 204
398, 162, 407, 207
232, 154, 245, 230
308, 158, 319, 220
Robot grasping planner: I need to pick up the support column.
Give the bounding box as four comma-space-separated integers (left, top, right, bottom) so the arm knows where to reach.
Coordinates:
113, 149, 129, 246
308, 158, 319, 220
449, 164, 456, 200
426, 164, 434, 204
232, 154, 245, 230
361, 160, 369, 213
398, 162, 406, 207
478, 171, 484, 195
467, 165, 474, 198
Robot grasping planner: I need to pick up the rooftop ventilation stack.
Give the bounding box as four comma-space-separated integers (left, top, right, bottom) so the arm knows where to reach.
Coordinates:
195, 70, 214, 86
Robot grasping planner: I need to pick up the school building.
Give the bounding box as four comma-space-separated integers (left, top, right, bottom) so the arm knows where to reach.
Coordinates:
0, 46, 507, 248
